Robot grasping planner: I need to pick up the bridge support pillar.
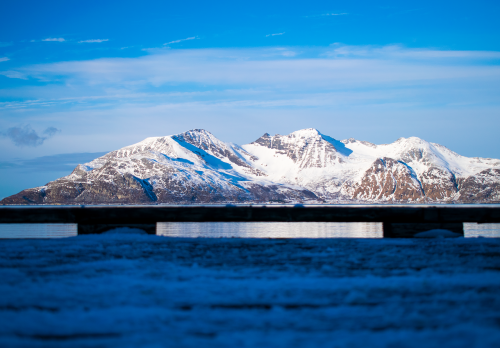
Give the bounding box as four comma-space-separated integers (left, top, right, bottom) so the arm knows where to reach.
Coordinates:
383, 222, 464, 238
77, 223, 157, 235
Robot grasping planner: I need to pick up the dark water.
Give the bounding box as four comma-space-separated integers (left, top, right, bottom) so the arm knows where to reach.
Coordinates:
0, 222, 499, 238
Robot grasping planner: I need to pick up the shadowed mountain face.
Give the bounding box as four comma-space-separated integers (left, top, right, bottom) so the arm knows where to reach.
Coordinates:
2, 129, 500, 204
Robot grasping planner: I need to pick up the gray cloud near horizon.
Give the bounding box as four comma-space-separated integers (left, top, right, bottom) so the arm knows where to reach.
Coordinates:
2, 125, 61, 147
0, 151, 108, 172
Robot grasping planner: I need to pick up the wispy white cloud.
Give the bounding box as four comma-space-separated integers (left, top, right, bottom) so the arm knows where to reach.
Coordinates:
0, 70, 27, 79
306, 13, 348, 18
0, 57, 9, 63
262, 47, 299, 58
1, 45, 499, 157
325, 44, 500, 60
42, 38, 65, 42
164, 37, 196, 45
266, 32, 285, 37
78, 39, 109, 43
16, 46, 500, 87
2, 46, 499, 107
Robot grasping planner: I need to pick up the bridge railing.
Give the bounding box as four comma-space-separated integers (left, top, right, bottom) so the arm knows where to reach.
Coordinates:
1, 204, 499, 238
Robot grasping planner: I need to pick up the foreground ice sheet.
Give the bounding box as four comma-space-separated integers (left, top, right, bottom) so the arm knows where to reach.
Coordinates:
0, 234, 499, 348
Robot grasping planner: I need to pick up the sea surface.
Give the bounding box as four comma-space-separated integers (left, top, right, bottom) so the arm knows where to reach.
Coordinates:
0, 222, 499, 238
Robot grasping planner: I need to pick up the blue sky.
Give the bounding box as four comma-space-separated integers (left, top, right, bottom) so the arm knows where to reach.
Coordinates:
0, 0, 500, 198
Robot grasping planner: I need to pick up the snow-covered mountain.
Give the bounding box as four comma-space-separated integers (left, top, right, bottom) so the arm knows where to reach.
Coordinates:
2, 128, 500, 204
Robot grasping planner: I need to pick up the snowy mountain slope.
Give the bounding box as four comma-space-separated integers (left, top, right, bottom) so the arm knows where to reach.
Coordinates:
243, 129, 500, 202
335, 137, 500, 202
1, 130, 316, 204
242, 129, 362, 197
2, 128, 499, 205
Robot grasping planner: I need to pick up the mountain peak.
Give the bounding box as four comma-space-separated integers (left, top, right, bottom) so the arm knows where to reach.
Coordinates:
394, 136, 428, 146
173, 129, 223, 147
178, 129, 215, 138
289, 128, 322, 138
251, 129, 322, 146
247, 128, 352, 169
341, 138, 377, 148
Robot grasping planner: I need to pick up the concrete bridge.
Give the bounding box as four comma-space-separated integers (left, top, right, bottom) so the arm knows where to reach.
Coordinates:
1, 204, 500, 237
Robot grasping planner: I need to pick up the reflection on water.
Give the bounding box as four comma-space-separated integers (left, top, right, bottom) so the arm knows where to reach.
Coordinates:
0, 224, 77, 239
0, 222, 499, 239
158, 222, 500, 238
464, 223, 500, 238
157, 222, 384, 238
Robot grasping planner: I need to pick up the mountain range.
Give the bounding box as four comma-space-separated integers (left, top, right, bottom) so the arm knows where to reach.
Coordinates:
2, 128, 500, 204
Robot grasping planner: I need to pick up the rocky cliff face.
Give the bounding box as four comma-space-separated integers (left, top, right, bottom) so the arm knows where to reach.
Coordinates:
2, 128, 500, 205
250, 129, 352, 169
456, 169, 500, 203
343, 158, 425, 202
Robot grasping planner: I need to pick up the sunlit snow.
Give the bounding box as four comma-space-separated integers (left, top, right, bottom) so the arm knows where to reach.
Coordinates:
0, 234, 499, 347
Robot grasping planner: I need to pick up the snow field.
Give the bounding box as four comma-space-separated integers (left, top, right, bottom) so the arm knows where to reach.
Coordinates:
0, 235, 499, 347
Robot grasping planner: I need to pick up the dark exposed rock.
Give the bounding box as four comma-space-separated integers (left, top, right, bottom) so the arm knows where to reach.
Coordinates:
457, 169, 500, 203
344, 158, 425, 202
420, 167, 458, 201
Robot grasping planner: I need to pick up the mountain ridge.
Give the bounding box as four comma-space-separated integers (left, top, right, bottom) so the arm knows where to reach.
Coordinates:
2, 128, 500, 204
